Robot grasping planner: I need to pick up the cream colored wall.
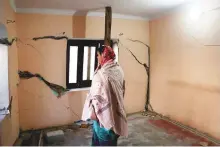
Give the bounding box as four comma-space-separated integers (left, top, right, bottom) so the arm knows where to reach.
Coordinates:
0, 0, 20, 145
16, 13, 149, 130
16, 13, 88, 130
11, 0, 220, 140
86, 17, 149, 113
150, 1, 220, 139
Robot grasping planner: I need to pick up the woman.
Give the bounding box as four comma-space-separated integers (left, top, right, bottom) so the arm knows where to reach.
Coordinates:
82, 45, 128, 146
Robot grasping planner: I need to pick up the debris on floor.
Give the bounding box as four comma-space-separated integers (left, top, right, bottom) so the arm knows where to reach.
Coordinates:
74, 119, 93, 128
14, 114, 218, 146
45, 130, 64, 144
80, 124, 89, 128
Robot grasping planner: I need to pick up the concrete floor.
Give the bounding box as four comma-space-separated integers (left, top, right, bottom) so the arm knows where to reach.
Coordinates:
46, 114, 215, 146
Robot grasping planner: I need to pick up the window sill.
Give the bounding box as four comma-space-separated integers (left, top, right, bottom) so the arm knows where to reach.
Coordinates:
67, 87, 90, 92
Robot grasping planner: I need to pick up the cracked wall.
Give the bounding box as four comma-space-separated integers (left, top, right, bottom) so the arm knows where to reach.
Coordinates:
16, 13, 82, 130
0, 0, 19, 145
16, 12, 149, 130
86, 16, 150, 113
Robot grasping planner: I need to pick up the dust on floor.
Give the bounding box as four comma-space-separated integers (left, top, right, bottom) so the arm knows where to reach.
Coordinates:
46, 114, 216, 146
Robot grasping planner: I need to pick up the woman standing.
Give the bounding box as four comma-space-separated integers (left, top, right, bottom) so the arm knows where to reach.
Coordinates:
82, 45, 128, 146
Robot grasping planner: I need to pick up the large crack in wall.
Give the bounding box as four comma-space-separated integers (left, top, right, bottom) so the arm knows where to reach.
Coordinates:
0, 33, 152, 120
18, 71, 69, 98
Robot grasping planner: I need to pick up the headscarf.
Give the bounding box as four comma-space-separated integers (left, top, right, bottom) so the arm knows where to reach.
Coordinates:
100, 45, 116, 66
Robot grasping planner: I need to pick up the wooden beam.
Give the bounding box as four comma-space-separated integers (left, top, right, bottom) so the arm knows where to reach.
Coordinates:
104, 7, 112, 46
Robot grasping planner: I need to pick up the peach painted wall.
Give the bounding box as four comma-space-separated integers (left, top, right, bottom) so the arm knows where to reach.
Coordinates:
86, 17, 149, 113
16, 13, 149, 130
0, 0, 20, 145
17, 13, 87, 130
150, 1, 220, 139
73, 16, 86, 38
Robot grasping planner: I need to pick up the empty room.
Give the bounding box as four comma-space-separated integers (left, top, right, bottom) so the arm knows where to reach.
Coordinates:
0, 0, 220, 146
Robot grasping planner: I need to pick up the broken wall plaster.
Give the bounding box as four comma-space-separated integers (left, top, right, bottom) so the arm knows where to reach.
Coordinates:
33, 35, 68, 41
0, 33, 70, 46
18, 70, 69, 98
18, 70, 80, 119
6, 20, 15, 24
0, 37, 17, 46
118, 33, 151, 111
0, 32, 152, 119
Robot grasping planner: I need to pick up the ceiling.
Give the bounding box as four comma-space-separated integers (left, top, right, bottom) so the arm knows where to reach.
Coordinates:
15, 0, 190, 19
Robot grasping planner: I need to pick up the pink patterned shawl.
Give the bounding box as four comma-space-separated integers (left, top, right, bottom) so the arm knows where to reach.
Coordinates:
82, 61, 128, 137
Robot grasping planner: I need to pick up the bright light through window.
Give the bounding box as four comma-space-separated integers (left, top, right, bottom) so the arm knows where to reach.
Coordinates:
69, 46, 78, 83
83, 46, 89, 80
66, 39, 119, 89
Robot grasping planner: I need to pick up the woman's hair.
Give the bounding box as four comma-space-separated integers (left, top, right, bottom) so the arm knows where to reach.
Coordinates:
97, 45, 105, 54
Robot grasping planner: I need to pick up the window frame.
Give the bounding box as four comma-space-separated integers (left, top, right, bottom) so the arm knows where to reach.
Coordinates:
66, 39, 115, 90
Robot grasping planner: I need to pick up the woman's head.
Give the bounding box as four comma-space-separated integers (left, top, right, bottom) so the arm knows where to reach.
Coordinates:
97, 45, 116, 66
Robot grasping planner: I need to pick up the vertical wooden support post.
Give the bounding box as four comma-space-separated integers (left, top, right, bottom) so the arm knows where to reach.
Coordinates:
145, 47, 150, 111
104, 7, 112, 46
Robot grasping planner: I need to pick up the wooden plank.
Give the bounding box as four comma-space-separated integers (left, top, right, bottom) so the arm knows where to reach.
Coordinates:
104, 7, 112, 46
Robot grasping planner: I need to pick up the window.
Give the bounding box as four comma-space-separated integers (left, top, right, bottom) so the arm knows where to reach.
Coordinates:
66, 39, 118, 89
